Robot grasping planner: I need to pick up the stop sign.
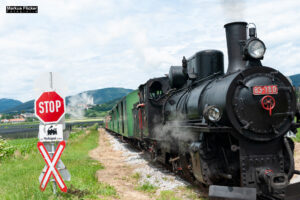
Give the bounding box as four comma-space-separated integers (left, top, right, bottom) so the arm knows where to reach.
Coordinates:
35, 91, 65, 123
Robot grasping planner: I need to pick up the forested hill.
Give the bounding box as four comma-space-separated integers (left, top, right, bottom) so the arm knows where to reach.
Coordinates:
66, 87, 133, 105
1, 87, 134, 113
290, 74, 300, 87
0, 99, 22, 112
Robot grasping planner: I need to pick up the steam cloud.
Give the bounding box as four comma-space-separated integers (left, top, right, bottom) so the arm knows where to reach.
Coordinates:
221, 0, 246, 23
153, 115, 198, 150
66, 93, 94, 119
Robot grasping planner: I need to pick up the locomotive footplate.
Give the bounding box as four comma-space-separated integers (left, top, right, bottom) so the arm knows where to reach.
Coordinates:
209, 185, 256, 200
208, 183, 300, 200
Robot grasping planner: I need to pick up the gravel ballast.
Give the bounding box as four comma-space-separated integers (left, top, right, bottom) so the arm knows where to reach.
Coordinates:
106, 133, 189, 192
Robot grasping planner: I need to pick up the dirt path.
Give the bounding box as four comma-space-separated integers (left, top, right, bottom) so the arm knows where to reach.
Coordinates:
290, 142, 300, 183
293, 142, 300, 180
89, 128, 152, 200
295, 143, 300, 169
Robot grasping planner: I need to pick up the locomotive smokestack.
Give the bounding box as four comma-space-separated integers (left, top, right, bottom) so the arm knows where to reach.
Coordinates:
224, 22, 247, 74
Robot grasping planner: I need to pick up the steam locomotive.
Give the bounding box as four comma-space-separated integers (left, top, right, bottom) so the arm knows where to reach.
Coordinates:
105, 22, 300, 200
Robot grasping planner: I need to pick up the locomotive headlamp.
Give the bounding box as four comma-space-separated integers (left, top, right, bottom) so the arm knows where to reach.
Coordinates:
243, 23, 266, 60
203, 106, 222, 122
247, 39, 266, 59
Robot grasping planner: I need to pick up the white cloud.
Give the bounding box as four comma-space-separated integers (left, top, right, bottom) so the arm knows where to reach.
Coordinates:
0, 0, 300, 102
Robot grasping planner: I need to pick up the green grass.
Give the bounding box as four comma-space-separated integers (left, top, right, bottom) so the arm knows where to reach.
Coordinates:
0, 124, 117, 200
177, 186, 207, 200
156, 190, 181, 200
131, 172, 141, 181
295, 128, 300, 142
0, 121, 39, 127
136, 181, 158, 193
293, 117, 300, 142
65, 118, 104, 123
156, 187, 207, 200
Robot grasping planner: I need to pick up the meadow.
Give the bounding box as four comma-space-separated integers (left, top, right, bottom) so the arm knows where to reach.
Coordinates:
0, 124, 117, 200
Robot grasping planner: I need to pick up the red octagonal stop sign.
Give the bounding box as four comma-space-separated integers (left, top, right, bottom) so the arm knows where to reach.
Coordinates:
35, 91, 65, 123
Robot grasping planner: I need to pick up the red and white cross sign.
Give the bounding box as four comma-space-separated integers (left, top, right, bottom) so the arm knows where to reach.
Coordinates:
37, 141, 67, 192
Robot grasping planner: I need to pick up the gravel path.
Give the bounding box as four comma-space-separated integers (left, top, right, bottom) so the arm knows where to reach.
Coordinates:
106, 131, 190, 192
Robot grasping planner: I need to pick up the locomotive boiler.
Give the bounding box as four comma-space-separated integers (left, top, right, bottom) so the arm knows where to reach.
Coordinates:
105, 22, 300, 200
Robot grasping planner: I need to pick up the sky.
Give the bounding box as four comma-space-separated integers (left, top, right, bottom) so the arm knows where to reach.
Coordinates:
0, 0, 300, 102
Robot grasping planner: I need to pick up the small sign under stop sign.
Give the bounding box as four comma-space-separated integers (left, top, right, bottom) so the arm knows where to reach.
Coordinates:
39, 124, 63, 142
35, 91, 65, 123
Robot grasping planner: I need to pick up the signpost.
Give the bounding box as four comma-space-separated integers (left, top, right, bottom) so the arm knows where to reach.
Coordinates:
37, 141, 67, 192
35, 72, 70, 194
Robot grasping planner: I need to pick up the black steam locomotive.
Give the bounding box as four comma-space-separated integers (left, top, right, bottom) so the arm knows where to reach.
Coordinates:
106, 22, 300, 200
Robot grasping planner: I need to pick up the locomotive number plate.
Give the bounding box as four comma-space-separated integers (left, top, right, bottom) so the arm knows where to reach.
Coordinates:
253, 85, 278, 95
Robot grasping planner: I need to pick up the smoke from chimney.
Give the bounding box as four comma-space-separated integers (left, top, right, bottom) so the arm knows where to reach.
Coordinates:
221, 0, 246, 23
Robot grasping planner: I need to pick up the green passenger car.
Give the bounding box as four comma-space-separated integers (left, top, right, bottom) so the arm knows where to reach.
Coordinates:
106, 90, 139, 138
125, 90, 139, 137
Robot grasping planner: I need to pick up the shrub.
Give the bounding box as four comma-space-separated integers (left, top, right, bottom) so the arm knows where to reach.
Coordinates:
89, 123, 99, 131
0, 137, 15, 160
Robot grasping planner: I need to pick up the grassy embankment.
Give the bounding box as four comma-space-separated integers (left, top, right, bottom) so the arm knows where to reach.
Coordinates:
0, 121, 39, 127
294, 127, 300, 142
0, 124, 116, 200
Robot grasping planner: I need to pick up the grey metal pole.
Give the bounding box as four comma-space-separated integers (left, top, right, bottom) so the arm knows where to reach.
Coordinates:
51, 143, 57, 195
50, 72, 53, 90
49, 72, 57, 194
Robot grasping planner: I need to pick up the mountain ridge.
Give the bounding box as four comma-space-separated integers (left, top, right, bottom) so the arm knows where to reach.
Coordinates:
290, 74, 300, 87
0, 98, 22, 113
1, 87, 134, 113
